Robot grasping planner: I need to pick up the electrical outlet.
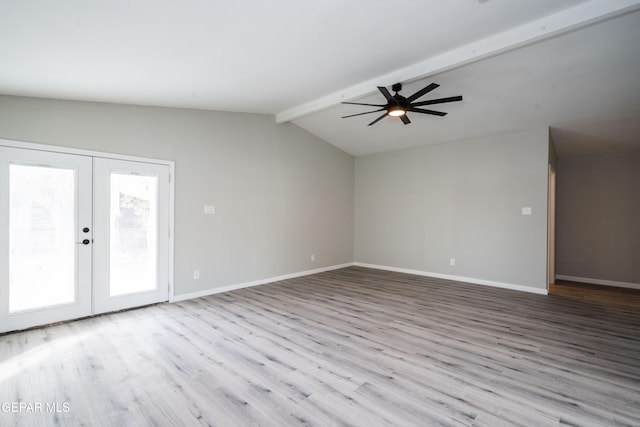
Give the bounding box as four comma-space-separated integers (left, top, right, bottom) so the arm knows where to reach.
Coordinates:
193, 270, 200, 279
311, 254, 316, 262
449, 258, 456, 266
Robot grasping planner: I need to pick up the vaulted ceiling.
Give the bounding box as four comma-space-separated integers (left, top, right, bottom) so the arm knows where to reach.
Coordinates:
1, 1, 639, 156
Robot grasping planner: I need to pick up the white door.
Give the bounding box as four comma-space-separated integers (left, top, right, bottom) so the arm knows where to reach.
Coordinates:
0, 147, 171, 333
93, 158, 170, 314
0, 147, 93, 332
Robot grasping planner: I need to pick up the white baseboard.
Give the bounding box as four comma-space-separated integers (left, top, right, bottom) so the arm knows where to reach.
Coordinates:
170, 262, 355, 302
555, 274, 640, 290
354, 262, 548, 295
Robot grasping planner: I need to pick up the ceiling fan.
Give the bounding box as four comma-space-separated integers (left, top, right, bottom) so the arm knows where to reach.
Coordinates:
341, 82, 462, 126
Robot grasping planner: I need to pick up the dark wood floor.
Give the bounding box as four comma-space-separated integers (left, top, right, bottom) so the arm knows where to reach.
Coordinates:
1, 266, 639, 426
550, 280, 640, 315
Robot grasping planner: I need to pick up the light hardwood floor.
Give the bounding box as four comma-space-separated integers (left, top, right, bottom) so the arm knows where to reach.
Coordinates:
1, 266, 639, 426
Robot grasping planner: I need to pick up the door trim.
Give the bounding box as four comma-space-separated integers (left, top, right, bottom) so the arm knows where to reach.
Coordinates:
0, 138, 175, 303
547, 165, 556, 289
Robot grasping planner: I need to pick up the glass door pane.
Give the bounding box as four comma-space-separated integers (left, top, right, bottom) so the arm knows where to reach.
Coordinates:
109, 173, 158, 296
9, 165, 76, 312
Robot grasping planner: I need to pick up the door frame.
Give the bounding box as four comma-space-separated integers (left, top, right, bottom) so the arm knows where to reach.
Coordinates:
547, 165, 556, 290
0, 138, 175, 302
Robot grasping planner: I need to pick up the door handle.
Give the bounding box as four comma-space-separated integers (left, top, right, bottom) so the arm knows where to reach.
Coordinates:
77, 239, 91, 245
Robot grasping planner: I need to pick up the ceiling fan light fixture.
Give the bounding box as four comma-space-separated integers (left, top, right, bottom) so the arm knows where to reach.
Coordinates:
388, 106, 406, 117
341, 82, 462, 126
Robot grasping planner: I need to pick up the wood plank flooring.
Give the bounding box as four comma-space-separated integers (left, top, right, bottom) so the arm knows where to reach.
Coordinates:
550, 280, 640, 315
1, 266, 639, 426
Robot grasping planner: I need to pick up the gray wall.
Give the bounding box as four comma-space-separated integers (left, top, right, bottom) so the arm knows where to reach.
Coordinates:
0, 95, 354, 296
355, 128, 550, 290
556, 151, 640, 284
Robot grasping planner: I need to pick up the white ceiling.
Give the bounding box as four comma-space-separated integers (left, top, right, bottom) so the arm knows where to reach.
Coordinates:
295, 9, 640, 156
1, 0, 639, 156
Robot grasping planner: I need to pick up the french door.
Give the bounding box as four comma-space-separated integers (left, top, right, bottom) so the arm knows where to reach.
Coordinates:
93, 158, 169, 314
0, 146, 170, 333
0, 148, 93, 332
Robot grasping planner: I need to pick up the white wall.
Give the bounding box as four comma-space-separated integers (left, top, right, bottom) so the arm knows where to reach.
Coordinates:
355, 128, 550, 291
0, 95, 354, 296
556, 151, 640, 285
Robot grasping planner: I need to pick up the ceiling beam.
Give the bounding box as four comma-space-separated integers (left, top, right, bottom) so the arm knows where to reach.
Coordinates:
275, 0, 640, 123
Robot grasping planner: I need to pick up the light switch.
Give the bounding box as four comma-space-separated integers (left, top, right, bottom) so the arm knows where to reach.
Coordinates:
204, 205, 216, 214
521, 207, 532, 216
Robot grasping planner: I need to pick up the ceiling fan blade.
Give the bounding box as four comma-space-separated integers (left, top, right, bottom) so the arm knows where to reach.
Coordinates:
341, 108, 386, 119
411, 95, 463, 107
400, 115, 411, 125
377, 86, 394, 103
406, 83, 439, 103
342, 101, 387, 107
368, 112, 388, 126
407, 107, 447, 116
